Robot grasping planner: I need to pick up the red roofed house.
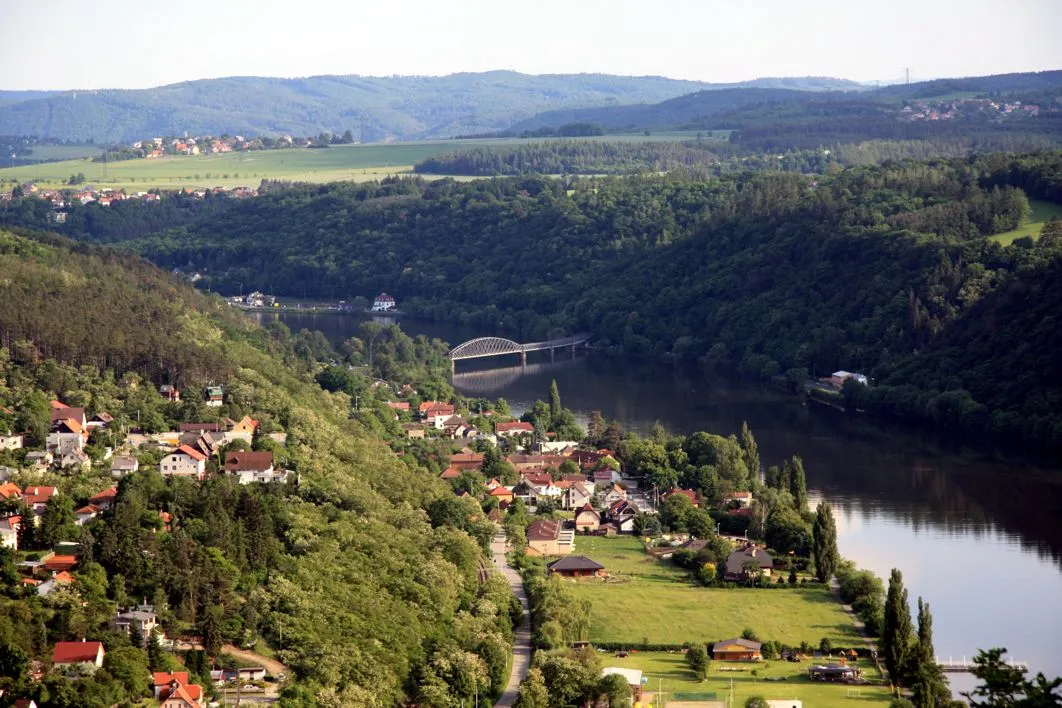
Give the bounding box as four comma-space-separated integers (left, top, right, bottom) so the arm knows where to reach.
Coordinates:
574, 503, 601, 532
386, 401, 410, 411
179, 422, 222, 434
154, 671, 204, 707
448, 453, 484, 471
159, 384, 181, 402
224, 451, 286, 484
159, 445, 207, 480
724, 491, 754, 508
0, 515, 20, 549
440, 465, 461, 481
52, 641, 104, 669
49, 402, 86, 427
423, 403, 457, 429
75, 504, 102, 525
22, 486, 58, 515
665, 488, 700, 508
44, 555, 78, 572
496, 421, 534, 438
47, 417, 87, 453
489, 485, 514, 507
526, 519, 574, 556
0, 482, 21, 500
88, 487, 118, 510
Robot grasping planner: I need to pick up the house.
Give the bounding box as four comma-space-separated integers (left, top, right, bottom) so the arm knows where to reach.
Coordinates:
22, 486, 58, 515
830, 371, 868, 388
593, 468, 621, 486
548, 555, 605, 578
0, 482, 21, 501
110, 455, 139, 477
441, 415, 471, 438
88, 487, 118, 510
158, 384, 181, 402
448, 452, 484, 471
606, 499, 639, 533
570, 449, 614, 470
601, 667, 643, 700
113, 608, 158, 645
713, 638, 762, 661
159, 445, 207, 480
224, 451, 286, 484
75, 504, 102, 525
511, 480, 536, 505
562, 481, 593, 511
496, 421, 534, 438
25, 450, 53, 469
52, 641, 105, 669
602, 483, 627, 506
0, 515, 20, 549
179, 423, 222, 434
228, 415, 259, 438
0, 432, 23, 450
371, 292, 396, 312
13, 699, 37, 708
37, 571, 75, 597
526, 519, 574, 556
574, 503, 601, 532
404, 424, 426, 439
154, 671, 204, 707
204, 385, 224, 407
48, 418, 87, 453
507, 454, 568, 471
59, 450, 91, 471
44, 555, 78, 572
86, 412, 114, 430
49, 402, 86, 427
724, 491, 754, 508
387, 401, 411, 411
665, 488, 700, 508
485, 478, 502, 491
724, 545, 774, 582
439, 465, 461, 481
422, 403, 457, 428
489, 486, 514, 506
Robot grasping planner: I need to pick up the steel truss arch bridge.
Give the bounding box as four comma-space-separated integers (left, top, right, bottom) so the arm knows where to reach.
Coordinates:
448, 333, 590, 372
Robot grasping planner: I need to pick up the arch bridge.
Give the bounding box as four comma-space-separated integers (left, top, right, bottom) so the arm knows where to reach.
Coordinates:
448, 333, 590, 372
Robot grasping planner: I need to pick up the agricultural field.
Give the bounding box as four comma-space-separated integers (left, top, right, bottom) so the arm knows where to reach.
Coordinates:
605, 651, 892, 707
18, 143, 100, 162
565, 536, 861, 648
989, 199, 1062, 245
0, 132, 727, 191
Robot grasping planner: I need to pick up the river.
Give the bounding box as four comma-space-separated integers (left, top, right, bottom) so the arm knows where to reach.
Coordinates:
257, 310, 1062, 689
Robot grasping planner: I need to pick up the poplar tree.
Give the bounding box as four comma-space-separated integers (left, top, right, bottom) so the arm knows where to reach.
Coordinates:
788, 456, 808, 511
882, 568, 913, 689
911, 598, 950, 708
739, 421, 761, 482
812, 502, 839, 582
549, 379, 561, 423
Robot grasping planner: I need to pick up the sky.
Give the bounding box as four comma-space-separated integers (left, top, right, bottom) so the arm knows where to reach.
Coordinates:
2, 0, 1061, 90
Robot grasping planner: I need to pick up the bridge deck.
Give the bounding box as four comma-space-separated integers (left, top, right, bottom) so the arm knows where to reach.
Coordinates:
449, 333, 590, 360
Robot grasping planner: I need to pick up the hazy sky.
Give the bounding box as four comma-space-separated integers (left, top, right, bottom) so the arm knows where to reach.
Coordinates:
2, 0, 1061, 90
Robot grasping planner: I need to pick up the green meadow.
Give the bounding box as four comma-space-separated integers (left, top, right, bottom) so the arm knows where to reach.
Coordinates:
565, 536, 861, 648
0, 131, 726, 191
990, 199, 1062, 245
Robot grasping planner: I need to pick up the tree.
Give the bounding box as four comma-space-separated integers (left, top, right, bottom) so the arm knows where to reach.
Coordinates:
686, 644, 709, 681
660, 492, 694, 532
39, 496, 77, 548
515, 667, 549, 708
746, 697, 769, 708
882, 568, 913, 689
1039, 216, 1062, 247
104, 646, 150, 701
812, 502, 839, 582
599, 672, 632, 707
200, 605, 223, 661
739, 421, 760, 480
786, 456, 808, 512
549, 379, 562, 422
963, 647, 1062, 707
15, 390, 50, 446
147, 629, 166, 671
911, 598, 950, 708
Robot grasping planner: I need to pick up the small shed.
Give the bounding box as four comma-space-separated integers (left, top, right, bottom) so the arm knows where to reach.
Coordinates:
712, 638, 762, 661
547, 555, 605, 579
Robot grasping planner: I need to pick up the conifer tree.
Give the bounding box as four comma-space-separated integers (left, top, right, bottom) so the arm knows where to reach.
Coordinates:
882, 568, 913, 689
549, 379, 562, 423
911, 598, 950, 708
739, 421, 761, 482
788, 456, 808, 511
812, 502, 839, 582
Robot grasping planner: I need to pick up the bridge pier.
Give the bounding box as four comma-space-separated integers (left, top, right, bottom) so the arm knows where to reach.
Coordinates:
521, 351, 527, 367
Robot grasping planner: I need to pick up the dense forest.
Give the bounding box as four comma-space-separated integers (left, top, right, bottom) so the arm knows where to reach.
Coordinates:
5, 152, 1062, 449
0, 230, 516, 705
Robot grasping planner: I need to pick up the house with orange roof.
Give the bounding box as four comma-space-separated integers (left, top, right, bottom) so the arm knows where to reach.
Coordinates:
154, 671, 204, 707
88, 487, 118, 510
22, 486, 58, 514
663, 488, 699, 508
0, 481, 22, 500
75, 504, 102, 526
159, 445, 207, 480
47, 417, 87, 453
496, 421, 534, 437
448, 453, 484, 471
439, 465, 461, 481
43, 555, 77, 573
489, 485, 514, 507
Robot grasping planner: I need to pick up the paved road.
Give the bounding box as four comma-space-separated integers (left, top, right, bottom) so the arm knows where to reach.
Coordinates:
492, 534, 531, 707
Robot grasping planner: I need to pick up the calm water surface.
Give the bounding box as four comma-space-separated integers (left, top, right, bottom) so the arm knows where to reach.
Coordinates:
258, 311, 1062, 683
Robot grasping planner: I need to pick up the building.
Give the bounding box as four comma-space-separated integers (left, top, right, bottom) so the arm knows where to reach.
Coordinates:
52, 641, 105, 669
114, 608, 158, 645
22, 486, 58, 515
830, 371, 868, 388
808, 664, 859, 681
110, 455, 139, 477
0, 432, 23, 450
371, 292, 397, 312
767, 700, 803, 708
224, 451, 286, 484
606, 499, 640, 533
562, 481, 592, 511
0, 515, 20, 549
548, 555, 605, 578
158, 384, 181, 402
489, 485, 514, 507
724, 491, 754, 508
47, 418, 87, 453
601, 667, 643, 700
159, 445, 207, 480
496, 421, 534, 438
725, 545, 774, 582
712, 638, 762, 661
204, 385, 224, 407
574, 503, 601, 532
526, 519, 575, 556
664, 488, 699, 507
153, 671, 205, 707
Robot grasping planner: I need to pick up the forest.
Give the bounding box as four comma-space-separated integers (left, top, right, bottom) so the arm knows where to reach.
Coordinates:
5, 152, 1062, 449
0, 230, 516, 705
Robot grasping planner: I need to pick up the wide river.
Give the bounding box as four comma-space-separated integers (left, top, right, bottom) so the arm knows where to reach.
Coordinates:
258, 310, 1062, 689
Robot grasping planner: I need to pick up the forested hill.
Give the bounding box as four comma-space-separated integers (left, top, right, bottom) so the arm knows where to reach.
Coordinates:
29, 151, 1061, 448
0, 229, 514, 704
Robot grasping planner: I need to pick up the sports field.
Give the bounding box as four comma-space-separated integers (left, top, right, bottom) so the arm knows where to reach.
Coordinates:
566, 536, 861, 648
989, 199, 1062, 245
0, 131, 725, 191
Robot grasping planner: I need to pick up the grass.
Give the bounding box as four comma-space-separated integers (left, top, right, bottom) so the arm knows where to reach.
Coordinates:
20, 144, 100, 162
564, 536, 861, 648
0, 132, 727, 191
989, 199, 1062, 245
605, 651, 892, 706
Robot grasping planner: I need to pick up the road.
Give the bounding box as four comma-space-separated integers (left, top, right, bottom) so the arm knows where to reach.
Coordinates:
491, 534, 530, 707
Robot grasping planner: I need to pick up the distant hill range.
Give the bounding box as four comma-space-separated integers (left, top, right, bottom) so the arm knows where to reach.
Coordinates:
0, 72, 863, 143
508, 70, 1062, 134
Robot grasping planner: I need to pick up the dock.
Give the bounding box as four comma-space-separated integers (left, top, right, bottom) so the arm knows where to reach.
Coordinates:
938, 658, 1028, 674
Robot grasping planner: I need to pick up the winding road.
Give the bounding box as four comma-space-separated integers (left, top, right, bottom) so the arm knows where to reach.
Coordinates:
491, 534, 531, 707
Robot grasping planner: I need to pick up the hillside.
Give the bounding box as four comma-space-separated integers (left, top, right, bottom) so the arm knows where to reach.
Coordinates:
0, 229, 514, 704
19, 152, 1060, 448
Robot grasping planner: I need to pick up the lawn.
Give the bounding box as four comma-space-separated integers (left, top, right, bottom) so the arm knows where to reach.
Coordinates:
604, 651, 892, 707
564, 536, 861, 648
989, 199, 1062, 245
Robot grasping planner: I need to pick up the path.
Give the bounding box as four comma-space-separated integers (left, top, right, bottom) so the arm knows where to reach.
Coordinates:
492, 534, 531, 707
221, 644, 288, 677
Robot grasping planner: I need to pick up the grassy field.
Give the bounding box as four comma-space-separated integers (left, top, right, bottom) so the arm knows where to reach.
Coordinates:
566, 536, 861, 648
605, 651, 891, 707
989, 199, 1062, 245
0, 132, 727, 191
21, 143, 100, 162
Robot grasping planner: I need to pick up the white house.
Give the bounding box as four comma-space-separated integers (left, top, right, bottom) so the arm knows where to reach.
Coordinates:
496, 421, 534, 438
113, 608, 159, 646
223, 451, 288, 484
371, 292, 396, 312
0, 433, 23, 451
158, 445, 207, 480
110, 456, 140, 478
52, 641, 105, 670
47, 419, 86, 453
0, 515, 20, 549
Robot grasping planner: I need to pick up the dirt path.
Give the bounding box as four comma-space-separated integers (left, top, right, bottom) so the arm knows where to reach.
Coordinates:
491, 534, 530, 707
222, 644, 288, 677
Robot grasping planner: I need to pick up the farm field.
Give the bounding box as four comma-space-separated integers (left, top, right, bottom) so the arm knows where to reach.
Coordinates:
604, 651, 891, 707
565, 536, 861, 648
989, 199, 1062, 245
0, 131, 726, 191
